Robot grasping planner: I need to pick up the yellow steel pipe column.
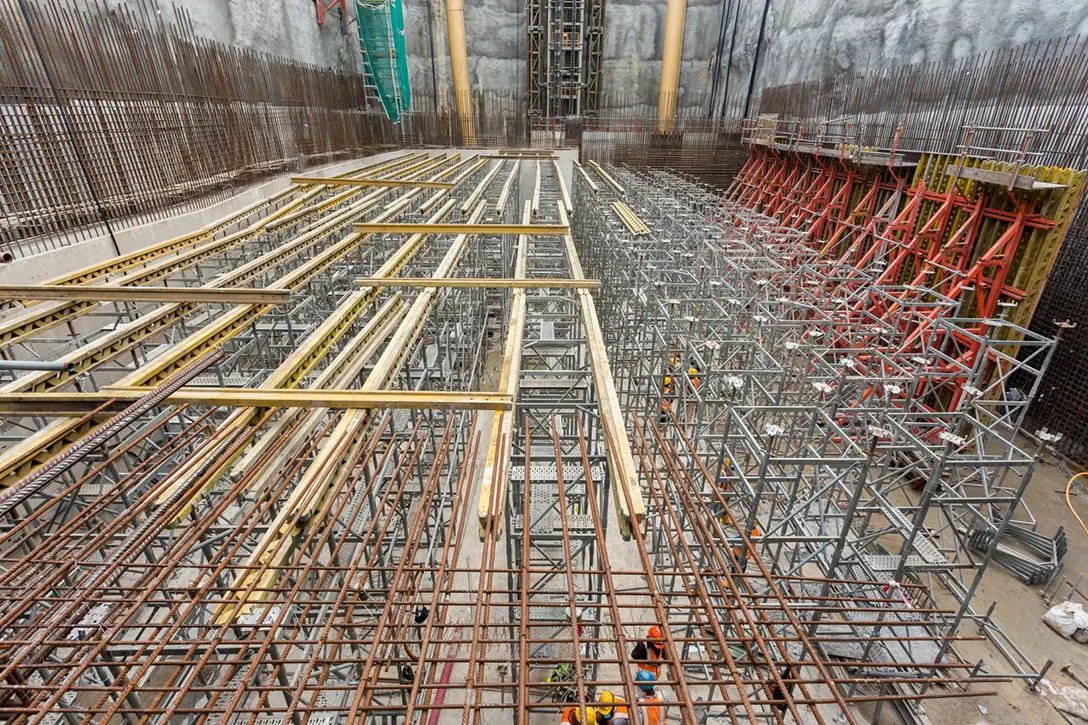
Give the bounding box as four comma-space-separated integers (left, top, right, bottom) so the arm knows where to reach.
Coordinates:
657, 0, 688, 133
446, 0, 476, 145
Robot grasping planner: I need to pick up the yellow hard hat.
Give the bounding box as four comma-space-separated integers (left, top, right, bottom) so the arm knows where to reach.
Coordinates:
597, 691, 616, 717
571, 707, 597, 725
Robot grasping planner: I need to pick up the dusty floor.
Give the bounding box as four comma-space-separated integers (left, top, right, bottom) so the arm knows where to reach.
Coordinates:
910, 440, 1088, 725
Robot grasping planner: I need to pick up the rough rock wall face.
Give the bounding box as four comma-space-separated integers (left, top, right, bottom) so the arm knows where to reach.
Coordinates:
601, 0, 723, 116
717, 0, 1088, 118
77, 0, 361, 72
403, 0, 523, 110
87, 0, 1088, 120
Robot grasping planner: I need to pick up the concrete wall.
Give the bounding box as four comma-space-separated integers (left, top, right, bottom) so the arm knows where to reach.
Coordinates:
79, 0, 362, 72
400, 0, 1087, 119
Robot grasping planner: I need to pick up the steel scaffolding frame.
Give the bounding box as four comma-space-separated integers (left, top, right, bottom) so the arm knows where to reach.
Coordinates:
573, 159, 1065, 700
0, 149, 1017, 725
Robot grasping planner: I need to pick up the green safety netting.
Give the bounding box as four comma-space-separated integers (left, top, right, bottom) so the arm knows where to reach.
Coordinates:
356, 0, 411, 122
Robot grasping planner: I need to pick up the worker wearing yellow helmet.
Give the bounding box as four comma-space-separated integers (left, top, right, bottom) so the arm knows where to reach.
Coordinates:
596, 691, 630, 725
561, 706, 597, 725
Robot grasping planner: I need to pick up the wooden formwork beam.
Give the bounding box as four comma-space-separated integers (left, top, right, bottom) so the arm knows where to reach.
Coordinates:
0, 389, 512, 415
355, 277, 599, 289
291, 176, 455, 189
477, 201, 532, 535
353, 222, 569, 236
0, 285, 291, 305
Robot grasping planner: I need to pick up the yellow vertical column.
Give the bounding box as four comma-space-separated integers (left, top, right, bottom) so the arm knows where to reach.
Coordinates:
446, 0, 476, 145
657, 0, 688, 133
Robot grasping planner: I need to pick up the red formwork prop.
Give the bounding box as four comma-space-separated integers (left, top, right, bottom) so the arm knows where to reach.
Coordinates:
722, 144, 1075, 427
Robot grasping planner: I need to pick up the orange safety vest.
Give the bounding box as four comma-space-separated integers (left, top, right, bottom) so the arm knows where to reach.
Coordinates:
639, 691, 668, 725
636, 642, 663, 677
732, 523, 761, 559
600, 704, 630, 725
687, 367, 701, 390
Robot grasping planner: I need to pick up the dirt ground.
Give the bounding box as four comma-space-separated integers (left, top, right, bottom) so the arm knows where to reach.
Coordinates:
923, 438, 1088, 725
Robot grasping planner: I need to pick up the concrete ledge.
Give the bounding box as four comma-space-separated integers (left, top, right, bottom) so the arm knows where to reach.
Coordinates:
0, 152, 408, 286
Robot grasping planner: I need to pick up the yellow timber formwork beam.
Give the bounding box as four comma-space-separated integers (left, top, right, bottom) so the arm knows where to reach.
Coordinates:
217, 201, 491, 623
496, 160, 521, 216
461, 161, 505, 213
149, 195, 463, 518
554, 160, 573, 215
351, 223, 569, 236
0, 286, 292, 305
587, 160, 625, 195
227, 294, 403, 490
354, 278, 599, 289
575, 161, 600, 193
291, 176, 455, 189
0, 152, 423, 347
612, 202, 652, 236
0, 157, 472, 489
477, 201, 531, 535
557, 202, 645, 535
0, 388, 512, 415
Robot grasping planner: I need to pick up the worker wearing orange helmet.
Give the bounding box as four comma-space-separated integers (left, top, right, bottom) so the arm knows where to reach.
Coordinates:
631, 624, 665, 678
561, 706, 597, 725
596, 691, 629, 725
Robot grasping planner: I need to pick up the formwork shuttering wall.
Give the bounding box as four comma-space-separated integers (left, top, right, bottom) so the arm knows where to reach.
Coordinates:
740, 36, 1088, 467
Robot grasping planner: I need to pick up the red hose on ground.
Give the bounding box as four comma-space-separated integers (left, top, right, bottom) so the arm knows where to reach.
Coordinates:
427, 625, 464, 725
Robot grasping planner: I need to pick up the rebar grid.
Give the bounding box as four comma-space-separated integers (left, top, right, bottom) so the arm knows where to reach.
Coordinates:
0, 152, 1037, 725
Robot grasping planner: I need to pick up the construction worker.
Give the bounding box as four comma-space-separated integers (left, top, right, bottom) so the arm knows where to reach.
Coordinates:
767, 666, 797, 714
686, 360, 702, 392
561, 706, 597, 725
631, 624, 665, 678
730, 522, 760, 573
596, 691, 629, 725
635, 670, 669, 725
548, 662, 577, 702
660, 372, 675, 422
684, 359, 702, 420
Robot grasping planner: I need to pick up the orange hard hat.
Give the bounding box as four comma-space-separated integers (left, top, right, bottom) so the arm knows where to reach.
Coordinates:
647, 624, 663, 640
